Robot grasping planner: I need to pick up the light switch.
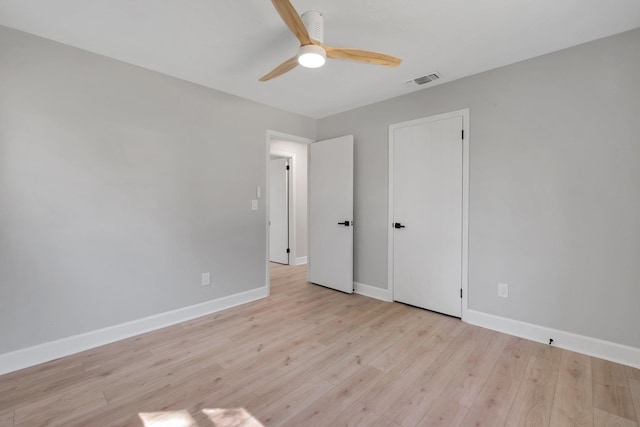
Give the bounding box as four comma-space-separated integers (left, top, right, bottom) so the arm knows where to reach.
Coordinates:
251, 199, 258, 211
256, 186, 262, 198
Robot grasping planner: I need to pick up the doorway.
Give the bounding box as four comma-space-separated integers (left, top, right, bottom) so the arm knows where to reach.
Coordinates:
265, 131, 313, 289
388, 109, 469, 318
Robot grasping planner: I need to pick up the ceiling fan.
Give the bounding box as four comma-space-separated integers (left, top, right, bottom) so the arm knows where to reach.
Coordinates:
259, 0, 402, 81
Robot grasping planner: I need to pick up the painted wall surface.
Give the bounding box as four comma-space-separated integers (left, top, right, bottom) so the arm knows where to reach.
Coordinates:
317, 28, 640, 348
0, 26, 315, 354
270, 139, 308, 260
2, 21, 640, 357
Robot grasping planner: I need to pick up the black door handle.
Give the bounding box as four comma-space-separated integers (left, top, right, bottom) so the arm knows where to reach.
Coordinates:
338, 221, 351, 226
394, 222, 406, 229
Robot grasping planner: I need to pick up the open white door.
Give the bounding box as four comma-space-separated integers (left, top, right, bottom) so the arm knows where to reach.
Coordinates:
308, 135, 354, 294
269, 157, 289, 264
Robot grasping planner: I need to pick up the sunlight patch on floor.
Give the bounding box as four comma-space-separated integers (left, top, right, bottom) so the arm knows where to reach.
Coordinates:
202, 408, 264, 427
139, 408, 264, 427
139, 410, 197, 427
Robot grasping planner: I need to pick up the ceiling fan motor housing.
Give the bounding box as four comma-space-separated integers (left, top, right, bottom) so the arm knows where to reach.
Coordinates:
301, 10, 324, 43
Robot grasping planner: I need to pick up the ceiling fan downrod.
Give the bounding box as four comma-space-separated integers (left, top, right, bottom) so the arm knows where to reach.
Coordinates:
301, 10, 324, 43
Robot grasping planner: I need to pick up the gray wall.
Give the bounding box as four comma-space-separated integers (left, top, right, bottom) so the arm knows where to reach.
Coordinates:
2, 22, 639, 356
318, 28, 640, 348
270, 139, 308, 260
0, 26, 315, 354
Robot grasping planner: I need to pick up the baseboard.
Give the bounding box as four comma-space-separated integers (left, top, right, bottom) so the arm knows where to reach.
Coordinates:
354, 282, 392, 302
0, 287, 269, 376
464, 309, 640, 369
295, 256, 307, 265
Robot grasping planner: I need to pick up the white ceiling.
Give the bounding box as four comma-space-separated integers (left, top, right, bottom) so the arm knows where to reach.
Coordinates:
1, 0, 639, 118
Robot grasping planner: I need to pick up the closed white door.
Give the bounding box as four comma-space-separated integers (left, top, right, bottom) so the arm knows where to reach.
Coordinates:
391, 115, 463, 317
269, 157, 289, 264
308, 135, 353, 294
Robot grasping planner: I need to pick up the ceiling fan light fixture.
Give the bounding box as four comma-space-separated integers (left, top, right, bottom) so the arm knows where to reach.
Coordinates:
297, 44, 326, 68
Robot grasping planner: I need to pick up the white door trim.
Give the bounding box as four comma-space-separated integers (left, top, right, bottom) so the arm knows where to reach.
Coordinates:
388, 109, 470, 320
265, 130, 314, 294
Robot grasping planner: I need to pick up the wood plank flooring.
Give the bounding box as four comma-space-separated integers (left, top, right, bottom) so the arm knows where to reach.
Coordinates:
1, 262, 639, 426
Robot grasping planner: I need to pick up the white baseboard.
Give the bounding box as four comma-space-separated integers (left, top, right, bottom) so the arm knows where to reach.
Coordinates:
354, 282, 392, 302
0, 287, 269, 376
295, 256, 307, 265
464, 309, 640, 369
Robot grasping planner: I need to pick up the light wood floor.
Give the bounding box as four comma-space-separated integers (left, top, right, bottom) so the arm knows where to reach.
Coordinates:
1, 263, 639, 427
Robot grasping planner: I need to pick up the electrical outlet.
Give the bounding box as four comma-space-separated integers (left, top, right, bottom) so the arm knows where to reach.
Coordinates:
498, 282, 509, 298
202, 272, 211, 286
251, 199, 258, 211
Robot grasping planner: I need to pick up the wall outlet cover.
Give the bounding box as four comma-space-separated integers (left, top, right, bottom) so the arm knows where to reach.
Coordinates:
202, 272, 211, 286
498, 282, 509, 298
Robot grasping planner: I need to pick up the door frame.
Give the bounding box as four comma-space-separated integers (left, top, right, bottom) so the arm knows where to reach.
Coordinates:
270, 152, 293, 265
387, 109, 470, 320
265, 130, 314, 293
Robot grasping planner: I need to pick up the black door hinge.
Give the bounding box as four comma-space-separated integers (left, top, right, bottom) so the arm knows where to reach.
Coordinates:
286, 248, 290, 254
286, 165, 290, 170
460, 289, 463, 298
461, 129, 464, 140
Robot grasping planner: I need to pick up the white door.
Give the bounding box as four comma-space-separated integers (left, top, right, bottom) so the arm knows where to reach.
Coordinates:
308, 135, 354, 294
269, 157, 289, 264
391, 115, 463, 317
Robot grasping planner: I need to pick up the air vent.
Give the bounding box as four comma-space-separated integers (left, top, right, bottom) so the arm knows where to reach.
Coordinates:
405, 72, 442, 87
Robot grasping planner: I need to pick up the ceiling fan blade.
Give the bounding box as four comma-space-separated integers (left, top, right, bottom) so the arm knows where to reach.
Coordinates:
270, 0, 312, 46
324, 45, 401, 67
259, 56, 299, 81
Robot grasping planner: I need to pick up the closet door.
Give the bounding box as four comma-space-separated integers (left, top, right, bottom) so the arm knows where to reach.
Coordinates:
391, 115, 463, 317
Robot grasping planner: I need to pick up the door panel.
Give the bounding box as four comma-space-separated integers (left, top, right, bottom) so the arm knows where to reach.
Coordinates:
392, 116, 463, 317
269, 157, 289, 264
308, 135, 354, 294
